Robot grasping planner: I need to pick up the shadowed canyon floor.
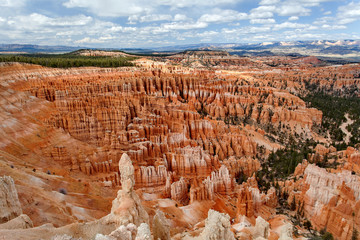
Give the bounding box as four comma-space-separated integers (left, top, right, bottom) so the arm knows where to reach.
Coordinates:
0, 52, 360, 239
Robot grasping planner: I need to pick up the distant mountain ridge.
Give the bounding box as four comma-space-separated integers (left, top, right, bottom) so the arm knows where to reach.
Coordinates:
148, 40, 360, 61
148, 39, 360, 51
1, 40, 360, 60
0, 44, 83, 53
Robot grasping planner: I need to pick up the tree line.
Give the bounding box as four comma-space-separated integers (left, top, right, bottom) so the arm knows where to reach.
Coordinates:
0, 54, 136, 68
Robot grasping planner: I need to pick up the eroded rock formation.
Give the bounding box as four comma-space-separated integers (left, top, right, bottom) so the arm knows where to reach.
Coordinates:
0, 56, 359, 239
286, 162, 360, 240
0, 176, 22, 223
0, 214, 33, 230
195, 209, 235, 240
104, 153, 149, 227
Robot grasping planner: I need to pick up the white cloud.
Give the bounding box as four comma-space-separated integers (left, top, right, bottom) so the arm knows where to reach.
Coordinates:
339, 2, 360, 18
137, 21, 209, 35
197, 31, 219, 37
139, 14, 173, 22
129, 13, 191, 24
337, 18, 357, 25
259, 0, 280, 5
313, 16, 332, 25
106, 26, 137, 33
0, 0, 25, 7
221, 28, 238, 34
308, 25, 318, 30
167, 0, 239, 8
0, 0, 357, 48
63, 0, 240, 17
240, 26, 272, 33
250, 18, 275, 24
273, 22, 309, 30
251, 0, 331, 20
276, 4, 311, 16
0, 12, 143, 47
199, 9, 247, 23
337, 2, 360, 24
321, 24, 346, 30
288, 16, 299, 21
75, 37, 105, 44
174, 14, 189, 21
7, 13, 93, 30
249, 6, 276, 19
162, 21, 208, 30
295, 0, 332, 7
250, 26, 272, 33
310, 2, 360, 28
63, 0, 150, 17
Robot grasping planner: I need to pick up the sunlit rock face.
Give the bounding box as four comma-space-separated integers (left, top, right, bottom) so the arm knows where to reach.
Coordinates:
301, 164, 360, 240
285, 160, 360, 240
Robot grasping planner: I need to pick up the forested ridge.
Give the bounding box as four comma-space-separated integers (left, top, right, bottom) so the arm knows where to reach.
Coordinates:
0, 53, 136, 68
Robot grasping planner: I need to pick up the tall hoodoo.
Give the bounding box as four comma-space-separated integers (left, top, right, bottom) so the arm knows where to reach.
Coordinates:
119, 153, 135, 193
105, 153, 149, 227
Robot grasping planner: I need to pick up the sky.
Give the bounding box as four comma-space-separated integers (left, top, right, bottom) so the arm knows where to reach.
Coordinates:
0, 0, 360, 48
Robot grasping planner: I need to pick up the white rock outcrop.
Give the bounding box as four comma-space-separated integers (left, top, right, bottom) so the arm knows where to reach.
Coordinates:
252, 216, 269, 239
278, 223, 293, 240
94, 223, 153, 240
109, 223, 137, 240
104, 153, 149, 227
0, 176, 22, 223
135, 223, 152, 240
197, 209, 235, 240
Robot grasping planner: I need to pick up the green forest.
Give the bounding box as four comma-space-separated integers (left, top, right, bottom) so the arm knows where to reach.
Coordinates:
304, 93, 360, 148
0, 53, 136, 68
252, 92, 360, 190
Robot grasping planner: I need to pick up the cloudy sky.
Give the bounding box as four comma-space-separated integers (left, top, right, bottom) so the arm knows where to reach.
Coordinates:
0, 0, 360, 48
